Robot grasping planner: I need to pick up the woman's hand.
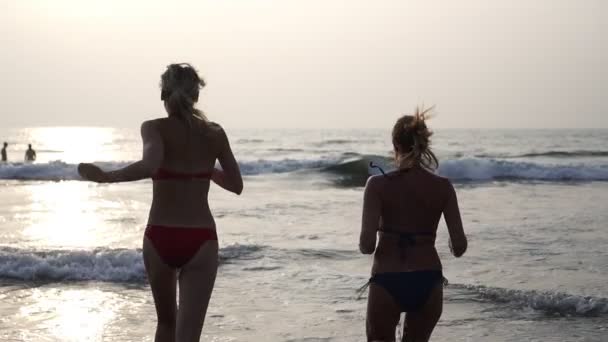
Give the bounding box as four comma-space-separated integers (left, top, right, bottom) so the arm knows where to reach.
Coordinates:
78, 163, 109, 183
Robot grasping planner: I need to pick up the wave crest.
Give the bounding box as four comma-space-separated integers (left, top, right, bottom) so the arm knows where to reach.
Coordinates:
453, 283, 608, 317
2, 157, 608, 183
0, 244, 265, 283
477, 150, 608, 159
439, 158, 608, 181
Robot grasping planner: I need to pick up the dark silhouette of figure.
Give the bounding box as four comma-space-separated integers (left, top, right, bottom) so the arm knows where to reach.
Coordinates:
25, 144, 36, 162
1, 142, 7, 162
78, 63, 242, 342
360, 107, 467, 342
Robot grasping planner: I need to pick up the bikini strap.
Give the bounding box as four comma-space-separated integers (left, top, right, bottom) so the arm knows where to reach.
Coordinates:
152, 168, 212, 180
379, 229, 436, 262
355, 281, 371, 300
379, 229, 436, 246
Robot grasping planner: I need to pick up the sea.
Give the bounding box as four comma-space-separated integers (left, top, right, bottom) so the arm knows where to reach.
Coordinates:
0, 126, 607, 341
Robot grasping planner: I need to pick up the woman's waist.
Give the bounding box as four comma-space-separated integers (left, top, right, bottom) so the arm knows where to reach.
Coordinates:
373, 246, 441, 264
375, 243, 440, 255
372, 253, 442, 273
151, 194, 210, 207
377, 233, 436, 248
145, 222, 216, 230
144, 224, 218, 242
378, 223, 437, 239
152, 184, 210, 201
146, 211, 216, 229
150, 200, 212, 216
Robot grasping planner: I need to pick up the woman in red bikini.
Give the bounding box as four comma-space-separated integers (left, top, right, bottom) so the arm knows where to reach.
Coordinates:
360, 107, 467, 342
78, 63, 243, 342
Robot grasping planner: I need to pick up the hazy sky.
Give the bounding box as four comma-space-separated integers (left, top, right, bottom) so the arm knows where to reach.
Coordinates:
0, 0, 606, 129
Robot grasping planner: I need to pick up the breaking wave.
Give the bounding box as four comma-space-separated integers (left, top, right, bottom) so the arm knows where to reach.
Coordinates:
2, 157, 607, 183
477, 150, 608, 159
0, 244, 266, 283
453, 283, 608, 317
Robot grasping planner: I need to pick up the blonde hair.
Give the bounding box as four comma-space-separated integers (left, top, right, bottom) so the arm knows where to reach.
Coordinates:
160, 63, 206, 123
391, 106, 438, 170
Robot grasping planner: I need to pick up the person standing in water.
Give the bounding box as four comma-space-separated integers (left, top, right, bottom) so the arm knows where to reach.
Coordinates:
24, 144, 36, 162
78, 63, 243, 342
1, 142, 7, 162
359, 107, 467, 342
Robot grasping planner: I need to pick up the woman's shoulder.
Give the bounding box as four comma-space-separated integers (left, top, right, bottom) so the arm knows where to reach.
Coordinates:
424, 169, 454, 189
204, 120, 224, 132
142, 117, 171, 130
140, 118, 165, 133
420, 170, 456, 200
200, 121, 227, 140
365, 174, 388, 191
428, 169, 449, 179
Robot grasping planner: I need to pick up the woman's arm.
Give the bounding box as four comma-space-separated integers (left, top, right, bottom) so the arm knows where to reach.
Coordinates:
211, 127, 243, 194
78, 120, 163, 183
443, 181, 467, 257
359, 175, 381, 254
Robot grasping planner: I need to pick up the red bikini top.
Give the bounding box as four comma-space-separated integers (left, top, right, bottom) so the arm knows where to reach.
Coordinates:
152, 168, 213, 181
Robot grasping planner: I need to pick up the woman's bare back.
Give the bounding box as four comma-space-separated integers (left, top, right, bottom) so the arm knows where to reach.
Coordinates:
360, 166, 466, 273
148, 117, 228, 227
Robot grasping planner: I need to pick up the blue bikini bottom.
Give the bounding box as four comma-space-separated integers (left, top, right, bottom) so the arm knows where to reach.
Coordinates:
369, 270, 444, 312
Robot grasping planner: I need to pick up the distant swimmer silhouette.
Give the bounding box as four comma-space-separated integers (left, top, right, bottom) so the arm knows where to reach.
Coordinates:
359, 107, 467, 342
1, 142, 7, 162
24, 144, 36, 162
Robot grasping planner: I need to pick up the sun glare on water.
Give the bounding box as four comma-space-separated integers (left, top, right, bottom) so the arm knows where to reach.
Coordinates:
20, 288, 118, 342
10, 126, 141, 248
27, 127, 120, 164
21, 181, 108, 248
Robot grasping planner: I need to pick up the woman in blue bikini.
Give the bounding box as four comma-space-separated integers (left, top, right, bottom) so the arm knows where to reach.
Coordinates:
360, 107, 467, 342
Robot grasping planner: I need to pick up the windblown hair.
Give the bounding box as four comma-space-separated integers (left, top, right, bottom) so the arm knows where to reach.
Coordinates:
160, 63, 206, 123
392, 106, 438, 170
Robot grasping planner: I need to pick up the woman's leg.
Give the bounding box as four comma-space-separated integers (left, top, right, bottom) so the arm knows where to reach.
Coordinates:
175, 240, 219, 342
143, 237, 178, 342
367, 283, 402, 342
403, 284, 443, 342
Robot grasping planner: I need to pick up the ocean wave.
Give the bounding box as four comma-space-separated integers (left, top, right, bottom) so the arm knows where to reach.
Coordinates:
267, 148, 306, 153
311, 139, 379, 148
312, 139, 355, 146
453, 283, 608, 317
319, 155, 390, 186
321, 156, 608, 185
2, 157, 608, 183
438, 158, 608, 181
290, 248, 358, 260
238, 158, 338, 175
0, 161, 131, 181
477, 150, 608, 159
0, 159, 344, 180
0, 161, 81, 181
236, 138, 265, 143
0, 244, 265, 283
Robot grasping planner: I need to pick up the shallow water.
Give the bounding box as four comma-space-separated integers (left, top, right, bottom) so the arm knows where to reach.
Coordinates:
0, 128, 607, 341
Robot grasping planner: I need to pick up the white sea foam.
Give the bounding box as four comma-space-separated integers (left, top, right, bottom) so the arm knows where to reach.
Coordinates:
438, 158, 608, 181
0, 244, 266, 282
453, 283, 608, 317
0, 247, 145, 282
1, 157, 608, 182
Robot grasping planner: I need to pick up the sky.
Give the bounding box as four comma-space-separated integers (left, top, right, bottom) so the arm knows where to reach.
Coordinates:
0, 0, 606, 129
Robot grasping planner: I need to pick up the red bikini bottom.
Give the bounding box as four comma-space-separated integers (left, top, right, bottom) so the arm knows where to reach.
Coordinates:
144, 225, 217, 268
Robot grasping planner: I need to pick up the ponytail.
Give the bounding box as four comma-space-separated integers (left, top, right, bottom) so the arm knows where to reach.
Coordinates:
165, 88, 205, 122
391, 106, 439, 171
160, 63, 206, 124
